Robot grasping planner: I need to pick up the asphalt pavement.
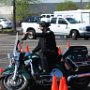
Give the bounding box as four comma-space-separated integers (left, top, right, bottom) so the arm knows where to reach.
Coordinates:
0, 34, 90, 90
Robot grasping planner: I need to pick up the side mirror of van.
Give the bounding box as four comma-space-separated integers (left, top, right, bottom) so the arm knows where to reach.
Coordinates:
65, 22, 68, 25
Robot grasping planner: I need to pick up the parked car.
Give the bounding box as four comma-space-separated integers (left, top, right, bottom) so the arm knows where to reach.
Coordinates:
0, 17, 13, 30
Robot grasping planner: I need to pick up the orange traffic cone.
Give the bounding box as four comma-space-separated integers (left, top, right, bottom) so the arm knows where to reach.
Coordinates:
51, 75, 58, 90
62, 76, 67, 86
62, 76, 68, 90
20, 49, 24, 53
0, 68, 3, 74
63, 84, 68, 90
67, 40, 70, 48
18, 42, 22, 52
25, 44, 29, 52
0, 68, 3, 78
59, 77, 63, 90
58, 47, 62, 55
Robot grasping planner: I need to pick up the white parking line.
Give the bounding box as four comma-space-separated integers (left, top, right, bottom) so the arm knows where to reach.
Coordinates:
0, 62, 9, 63
57, 44, 90, 47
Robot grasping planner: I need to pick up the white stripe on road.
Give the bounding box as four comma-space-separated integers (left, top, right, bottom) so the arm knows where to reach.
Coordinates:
0, 62, 9, 63
57, 44, 90, 47
0, 44, 14, 45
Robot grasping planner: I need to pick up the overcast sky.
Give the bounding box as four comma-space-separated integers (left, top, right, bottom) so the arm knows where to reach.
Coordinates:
41, 0, 89, 3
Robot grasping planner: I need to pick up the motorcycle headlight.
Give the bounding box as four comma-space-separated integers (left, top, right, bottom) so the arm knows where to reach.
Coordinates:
10, 58, 15, 64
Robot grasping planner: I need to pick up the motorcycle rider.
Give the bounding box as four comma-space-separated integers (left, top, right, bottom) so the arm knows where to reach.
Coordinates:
20, 18, 58, 73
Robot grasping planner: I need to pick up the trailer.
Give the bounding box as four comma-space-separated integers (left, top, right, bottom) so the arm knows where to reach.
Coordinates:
54, 9, 90, 25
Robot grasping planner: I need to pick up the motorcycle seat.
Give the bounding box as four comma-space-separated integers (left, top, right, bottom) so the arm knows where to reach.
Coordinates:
63, 46, 90, 72
63, 46, 88, 62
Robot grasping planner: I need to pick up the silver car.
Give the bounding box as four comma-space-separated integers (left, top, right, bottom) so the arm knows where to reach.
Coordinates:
0, 18, 13, 30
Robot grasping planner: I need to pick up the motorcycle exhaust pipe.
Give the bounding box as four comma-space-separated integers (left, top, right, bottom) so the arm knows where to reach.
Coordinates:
67, 73, 90, 82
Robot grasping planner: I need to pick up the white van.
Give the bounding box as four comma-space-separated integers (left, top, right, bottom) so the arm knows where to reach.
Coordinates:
54, 9, 90, 25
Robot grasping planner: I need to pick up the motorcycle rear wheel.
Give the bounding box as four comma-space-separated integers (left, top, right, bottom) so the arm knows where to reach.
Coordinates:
2, 74, 28, 90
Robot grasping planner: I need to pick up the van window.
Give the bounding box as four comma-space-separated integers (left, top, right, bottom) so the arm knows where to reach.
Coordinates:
24, 16, 40, 23
51, 18, 57, 24
51, 15, 54, 17
41, 14, 54, 18
58, 18, 67, 24
66, 18, 78, 24
41, 15, 46, 18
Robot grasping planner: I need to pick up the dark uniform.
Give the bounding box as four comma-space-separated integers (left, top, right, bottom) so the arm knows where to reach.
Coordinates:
20, 21, 58, 72
32, 28, 58, 71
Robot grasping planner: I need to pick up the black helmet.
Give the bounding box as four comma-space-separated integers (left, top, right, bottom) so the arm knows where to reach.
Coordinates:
39, 18, 50, 27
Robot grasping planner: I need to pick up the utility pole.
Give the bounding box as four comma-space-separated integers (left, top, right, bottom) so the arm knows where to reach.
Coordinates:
80, 0, 83, 9
13, 0, 16, 31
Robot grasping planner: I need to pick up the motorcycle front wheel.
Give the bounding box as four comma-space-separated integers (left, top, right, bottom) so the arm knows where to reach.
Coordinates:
2, 74, 28, 90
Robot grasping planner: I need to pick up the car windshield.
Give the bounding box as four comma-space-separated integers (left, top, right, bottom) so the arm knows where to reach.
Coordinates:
2, 19, 8, 22
24, 16, 40, 22
0, 18, 8, 22
66, 18, 79, 24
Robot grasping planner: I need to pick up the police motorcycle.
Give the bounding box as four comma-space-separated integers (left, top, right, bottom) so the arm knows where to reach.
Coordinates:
0, 33, 63, 90
0, 33, 90, 90
59, 45, 90, 89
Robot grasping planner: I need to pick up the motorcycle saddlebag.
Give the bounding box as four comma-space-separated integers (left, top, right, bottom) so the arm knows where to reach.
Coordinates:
63, 46, 90, 72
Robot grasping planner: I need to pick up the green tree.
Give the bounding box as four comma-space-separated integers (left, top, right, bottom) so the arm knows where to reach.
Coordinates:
1, 0, 39, 20
16, 0, 30, 21
84, 2, 90, 9
1, 0, 40, 30
56, 1, 79, 11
